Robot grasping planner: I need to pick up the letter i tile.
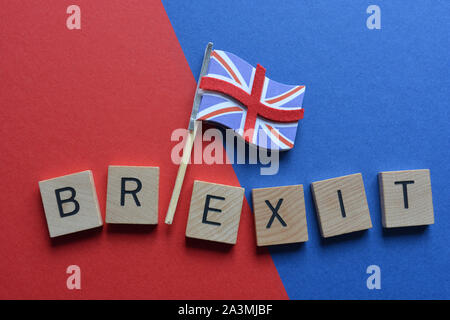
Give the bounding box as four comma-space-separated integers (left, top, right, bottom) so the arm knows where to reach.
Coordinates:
311, 173, 372, 238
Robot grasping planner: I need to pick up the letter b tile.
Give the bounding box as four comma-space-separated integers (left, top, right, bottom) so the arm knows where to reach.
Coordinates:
311, 173, 372, 238
38, 170, 103, 238
185, 180, 244, 244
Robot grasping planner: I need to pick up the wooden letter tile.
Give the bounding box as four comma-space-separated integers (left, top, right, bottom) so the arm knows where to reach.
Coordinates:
311, 173, 372, 238
106, 166, 159, 224
379, 169, 434, 228
39, 170, 103, 238
185, 180, 244, 245
252, 185, 308, 246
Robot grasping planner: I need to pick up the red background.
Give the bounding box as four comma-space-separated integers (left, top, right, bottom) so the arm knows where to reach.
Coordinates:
0, 1, 287, 299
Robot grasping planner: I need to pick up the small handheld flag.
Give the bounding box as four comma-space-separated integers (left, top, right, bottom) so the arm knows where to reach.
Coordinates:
197, 50, 305, 150
165, 43, 306, 225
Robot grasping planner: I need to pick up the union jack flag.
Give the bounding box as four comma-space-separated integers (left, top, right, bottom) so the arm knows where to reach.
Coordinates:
197, 50, 305, 150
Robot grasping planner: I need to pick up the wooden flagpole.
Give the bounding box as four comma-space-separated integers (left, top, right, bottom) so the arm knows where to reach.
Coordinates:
165, 42, 213, 225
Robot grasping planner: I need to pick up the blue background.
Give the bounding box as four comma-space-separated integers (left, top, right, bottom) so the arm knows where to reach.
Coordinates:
162, 0, 449, 299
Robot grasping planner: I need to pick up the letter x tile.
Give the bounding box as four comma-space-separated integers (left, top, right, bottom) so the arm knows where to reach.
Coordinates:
252, 185, 308, 246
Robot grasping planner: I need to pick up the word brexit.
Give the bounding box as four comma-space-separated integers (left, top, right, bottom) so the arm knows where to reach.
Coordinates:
38, 167, 434, 244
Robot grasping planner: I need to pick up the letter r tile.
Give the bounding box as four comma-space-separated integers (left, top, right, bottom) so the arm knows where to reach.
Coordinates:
38, 170, 103, 238
185, 180, 244, 245
311, 173, 372, 238
105, 165, 159, 225
252, 185, 308, 246
378, 169, 434, 228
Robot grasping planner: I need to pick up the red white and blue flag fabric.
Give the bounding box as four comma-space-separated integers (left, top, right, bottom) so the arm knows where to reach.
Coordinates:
197, 50, 305, 150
